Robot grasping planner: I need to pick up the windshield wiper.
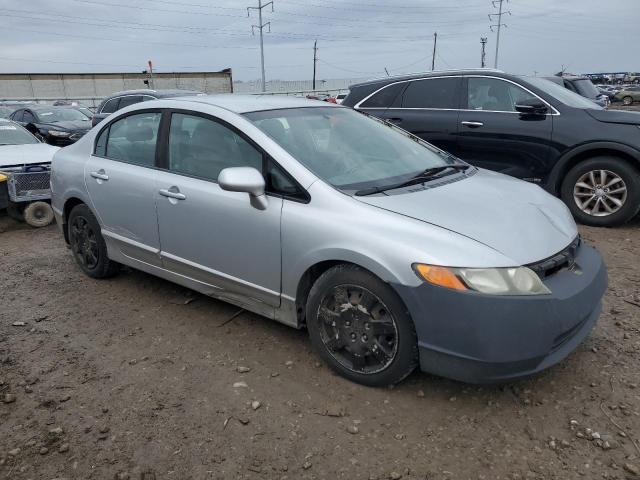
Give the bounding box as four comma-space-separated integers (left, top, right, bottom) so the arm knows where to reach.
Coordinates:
355, 164, 469, 196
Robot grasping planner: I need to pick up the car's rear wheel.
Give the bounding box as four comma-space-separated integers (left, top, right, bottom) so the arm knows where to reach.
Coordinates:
622, 96, 633, 105
306, 264, 418, 386
67, 204, 119, 278
23, 201, 54, 228
561, 157, 640, 227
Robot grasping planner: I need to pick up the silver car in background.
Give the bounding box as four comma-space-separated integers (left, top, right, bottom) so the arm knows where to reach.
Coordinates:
51, 95, 607, 386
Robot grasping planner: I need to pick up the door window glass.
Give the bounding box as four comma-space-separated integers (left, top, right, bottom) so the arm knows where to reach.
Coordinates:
101, 97, 120, 114
95, 126, 108, 156
105, 112, 161, 166
23, 111, 36, 123
360, 82, 405, 108
168, 113, 263, 181
401, 77, 460, 109
467, 77, 539, 112
118, 96, 144, 109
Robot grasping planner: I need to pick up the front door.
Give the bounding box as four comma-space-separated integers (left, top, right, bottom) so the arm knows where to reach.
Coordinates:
456, 76, 554, 182
85, 111, 162, 266
155, 111, 282, 312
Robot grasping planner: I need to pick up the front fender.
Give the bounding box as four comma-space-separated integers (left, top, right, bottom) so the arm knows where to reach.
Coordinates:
545, 141, 640, 194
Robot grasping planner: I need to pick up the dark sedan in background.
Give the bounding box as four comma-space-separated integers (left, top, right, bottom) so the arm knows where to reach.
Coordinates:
9, 105, 92, 146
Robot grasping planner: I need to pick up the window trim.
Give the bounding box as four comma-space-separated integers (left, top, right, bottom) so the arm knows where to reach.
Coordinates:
158, 109, 310, 203
355, 74, 559, 115
91, 108, 164, 169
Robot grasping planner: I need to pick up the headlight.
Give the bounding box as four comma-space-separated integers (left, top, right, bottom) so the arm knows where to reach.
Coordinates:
413, 264, 551, 296
48, 130, 71, 137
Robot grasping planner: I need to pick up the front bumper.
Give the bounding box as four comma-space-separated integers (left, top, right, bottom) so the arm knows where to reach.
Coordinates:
394, 244, 607, 383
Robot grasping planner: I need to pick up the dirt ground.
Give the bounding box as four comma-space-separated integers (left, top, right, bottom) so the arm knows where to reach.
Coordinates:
1, 212, 640, 480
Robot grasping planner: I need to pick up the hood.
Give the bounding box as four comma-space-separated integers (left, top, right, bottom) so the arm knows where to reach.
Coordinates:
586, 108, 640, 125
0, 143, 60, 169
41, 119, 92, 132
355, 169, 577, 266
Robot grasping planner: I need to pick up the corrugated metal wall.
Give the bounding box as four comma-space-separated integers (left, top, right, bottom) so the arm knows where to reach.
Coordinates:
0, 71, 233, 107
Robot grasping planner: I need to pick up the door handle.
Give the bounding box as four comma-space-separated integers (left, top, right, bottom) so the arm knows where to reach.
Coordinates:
461, 121, 484, 128
159, 188, 186, 200
90, 170, 109, 181
387, 117, 403, 124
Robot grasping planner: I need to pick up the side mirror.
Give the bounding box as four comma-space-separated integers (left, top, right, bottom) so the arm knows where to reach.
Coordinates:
218, 167, 268, 210
514, 101, 548, 115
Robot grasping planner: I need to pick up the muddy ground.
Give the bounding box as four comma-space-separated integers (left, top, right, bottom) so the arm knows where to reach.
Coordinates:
1, 212, 640, 480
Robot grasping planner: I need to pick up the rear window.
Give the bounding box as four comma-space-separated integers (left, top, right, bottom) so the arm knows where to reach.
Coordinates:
360, 83, 405, 108
101, 97, 120, 114
401, 77, 460, 109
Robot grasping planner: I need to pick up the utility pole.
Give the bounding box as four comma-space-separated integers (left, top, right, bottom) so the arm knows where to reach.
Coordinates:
148, 60, 154, 90
488, 0, 510, 69
431, 32, 437, 71
312, 39, 318, 90
247, 0, 273, 92
480, 37, 487, 68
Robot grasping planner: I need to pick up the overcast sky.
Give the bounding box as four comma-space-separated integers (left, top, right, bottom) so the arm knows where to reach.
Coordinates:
0, 0, 638, 82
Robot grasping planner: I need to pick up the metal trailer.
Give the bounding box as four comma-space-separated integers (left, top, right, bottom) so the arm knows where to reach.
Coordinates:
0, 167, 54, 227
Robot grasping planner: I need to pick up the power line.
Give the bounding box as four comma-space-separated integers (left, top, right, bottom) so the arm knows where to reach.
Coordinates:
247, 0, 274, 92
488, 0, 510, 68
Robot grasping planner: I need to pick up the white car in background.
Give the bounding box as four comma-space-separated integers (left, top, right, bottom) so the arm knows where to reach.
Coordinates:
0, 118, 59, 226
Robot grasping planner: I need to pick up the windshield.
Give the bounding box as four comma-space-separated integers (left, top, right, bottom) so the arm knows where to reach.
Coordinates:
0, 107, 14, 119
0, 123, 39, 145
36, 108, 90, 122
245, 107, 456, 191
522, 77, 603, 110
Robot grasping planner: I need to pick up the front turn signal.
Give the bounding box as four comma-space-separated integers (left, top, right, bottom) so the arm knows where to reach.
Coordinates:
413, 264, 468, 291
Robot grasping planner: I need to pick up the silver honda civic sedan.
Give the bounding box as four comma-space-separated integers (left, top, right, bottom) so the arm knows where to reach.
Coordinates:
51, 95, 607, 386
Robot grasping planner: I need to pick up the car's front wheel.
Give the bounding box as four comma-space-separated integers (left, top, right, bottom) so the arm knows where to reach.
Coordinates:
67, 204, 119, 278
561, 157, 640, 227
622, 96, 633, 105
306, 264, 418, 386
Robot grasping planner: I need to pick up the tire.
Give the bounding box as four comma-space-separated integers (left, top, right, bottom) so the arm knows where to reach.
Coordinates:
67, 204, 119, 278
306, 264, 418, 387
622, 96, 633, 106
23, 201, 54, 228
561, 157, 640, 227
6, 201, 24, 222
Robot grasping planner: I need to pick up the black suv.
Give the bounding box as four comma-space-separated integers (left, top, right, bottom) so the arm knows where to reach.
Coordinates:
91, 89, 203, 126
343, 69, 640, 227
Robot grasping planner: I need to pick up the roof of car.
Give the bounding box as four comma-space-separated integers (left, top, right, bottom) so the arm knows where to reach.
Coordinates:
171, 94, 337, 114
348, 68, 506, 88
106, 89, 203, 98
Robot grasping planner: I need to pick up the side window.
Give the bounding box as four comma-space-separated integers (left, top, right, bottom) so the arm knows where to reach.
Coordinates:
141, 95, 156, 102
167, 113, 262, 182
360, 82, 405, 108
105, 112, 161, 166
95, 127, 108, 156
11, 110, 23, 122
118, 96, 144, 109
265, 159, 306, 200
23, 111, 36, 123
101, 98, 120, 114
467, 77, 539, 112
401, 77, 460, 109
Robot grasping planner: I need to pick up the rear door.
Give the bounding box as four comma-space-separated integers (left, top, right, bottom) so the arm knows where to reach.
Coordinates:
359, 76, 462, 156
85, 110, 162, 266
456, 76, 554, 182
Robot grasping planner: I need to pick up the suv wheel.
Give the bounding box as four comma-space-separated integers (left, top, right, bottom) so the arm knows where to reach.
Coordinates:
68, 204, 119, 278
622, 96, 633, 105
561, 157, 640, 227
306, 264, 418, 387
